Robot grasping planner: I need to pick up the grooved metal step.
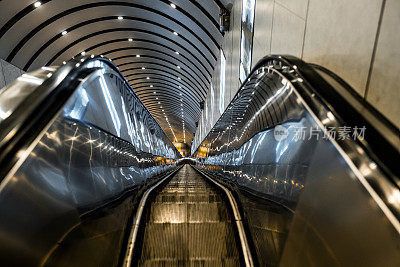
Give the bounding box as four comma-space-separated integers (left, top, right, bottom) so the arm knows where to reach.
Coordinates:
136, 165, 240, 266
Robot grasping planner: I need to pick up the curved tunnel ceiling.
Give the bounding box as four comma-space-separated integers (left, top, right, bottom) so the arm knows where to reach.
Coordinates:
0, 0, 224, 145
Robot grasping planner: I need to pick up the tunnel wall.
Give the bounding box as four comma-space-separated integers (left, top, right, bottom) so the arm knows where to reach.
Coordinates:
0, 58, 25, 89
193, 0, 400, 151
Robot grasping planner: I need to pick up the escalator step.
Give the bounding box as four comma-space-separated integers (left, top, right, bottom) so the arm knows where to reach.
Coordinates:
135, 165, 240, 266
138, 258, 240, 266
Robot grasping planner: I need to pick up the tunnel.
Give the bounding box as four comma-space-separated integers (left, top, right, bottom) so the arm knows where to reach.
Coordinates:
0, 0, 399, 266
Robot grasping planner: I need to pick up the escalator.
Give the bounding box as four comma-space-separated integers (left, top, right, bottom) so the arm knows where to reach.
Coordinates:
0, 54, 399, 266
134, 165, 241, 266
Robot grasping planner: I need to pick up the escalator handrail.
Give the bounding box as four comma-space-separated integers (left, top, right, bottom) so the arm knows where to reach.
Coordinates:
0, 55, 180, 182
194, 55, 400, 183
276, 56, 400, 182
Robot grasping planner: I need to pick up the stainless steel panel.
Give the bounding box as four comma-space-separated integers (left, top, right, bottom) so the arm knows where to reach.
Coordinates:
0, 59, 178, 265
193, 58, 400, 265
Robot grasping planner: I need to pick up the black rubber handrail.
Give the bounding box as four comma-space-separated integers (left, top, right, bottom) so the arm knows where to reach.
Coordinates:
278, 56, 400, 182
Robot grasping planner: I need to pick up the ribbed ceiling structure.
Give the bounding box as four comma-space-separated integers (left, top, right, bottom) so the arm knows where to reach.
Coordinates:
0, 0, 224, 145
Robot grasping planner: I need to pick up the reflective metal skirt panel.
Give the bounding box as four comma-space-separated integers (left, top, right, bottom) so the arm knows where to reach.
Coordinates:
0, 63, 178, 265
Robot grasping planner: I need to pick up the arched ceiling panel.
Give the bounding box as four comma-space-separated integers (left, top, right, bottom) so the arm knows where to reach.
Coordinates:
0, 0, 223, 145
26, 17, 216, 70
76, 37, 212, 79
94, 43, 211, 83
104, 49, 208, 88
123, 67, 206, 100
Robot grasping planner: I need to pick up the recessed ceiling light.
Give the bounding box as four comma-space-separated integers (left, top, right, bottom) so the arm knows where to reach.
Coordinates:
62, 61, 66, 65
150, 85, 153, 87
62, 31, 67, 36
175, 51, 179, 55
118, 16, 123, 20
136, 55, 140, 57
34, 1, 41, 8
173, 31, 178, 36
142, 67, 146, 70
170, 3, 176, 8
177, 77, 181, 80
153, 91, 156, 93
156, 97, 158, 100
128, 38, 133, 42
177, 65, 181, 69
81, 51, 86, 56
146, 77, 150, 79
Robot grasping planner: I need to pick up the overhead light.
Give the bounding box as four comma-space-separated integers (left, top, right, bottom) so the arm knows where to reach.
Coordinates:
142, 67, 146, 70
156, 97, 158, 100
91, 55, 94, 58
177, 77, 181, 80
173, 31, 178, 36
80, 58, 84, 62
118, 16, 123, 20
177, 65, 181, 69
175, 51, 179, 55
81, 51, 86, 56
146, 77, 150, 79
34, 1, 41, 8
62, 61, 66, 65
136, 55, 140, 58
100, 55, 104, 57
150, 85, 153, 87
158, 102, 160, 104
61, 31, 67, 36
170, 3, 176, 8
128, 38, 133, 42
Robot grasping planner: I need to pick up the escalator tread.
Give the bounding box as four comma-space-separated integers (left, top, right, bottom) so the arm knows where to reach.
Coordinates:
137, 165, 240, 266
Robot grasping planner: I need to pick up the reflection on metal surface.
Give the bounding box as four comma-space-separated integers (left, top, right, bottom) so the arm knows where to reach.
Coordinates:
193, 56, 400, 265
0, 58, 179, 265
0, 67, 56, 123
